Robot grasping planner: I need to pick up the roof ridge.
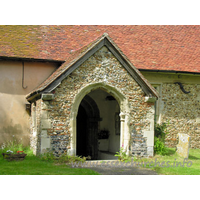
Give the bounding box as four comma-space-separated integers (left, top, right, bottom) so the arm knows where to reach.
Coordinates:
26, 33, 108, 99
26, 33, 158, 101
1, 26, 199, 73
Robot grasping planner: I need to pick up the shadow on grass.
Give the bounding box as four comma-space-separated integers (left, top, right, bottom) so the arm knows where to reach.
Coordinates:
165, 148, 176, 156
159, 148, 200, 160
154, 148, 176, 157
188, 155, 200, 160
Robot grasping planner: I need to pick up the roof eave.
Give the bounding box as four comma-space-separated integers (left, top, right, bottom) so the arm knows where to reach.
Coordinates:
26, 33, 159, 101
0, 56, 64, 64
139, 69, 200, 75
26, 91, 41, 103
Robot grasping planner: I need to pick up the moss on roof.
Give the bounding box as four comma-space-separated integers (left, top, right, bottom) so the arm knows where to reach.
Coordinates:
0, 25, 43, 58
0, 25, 200, 73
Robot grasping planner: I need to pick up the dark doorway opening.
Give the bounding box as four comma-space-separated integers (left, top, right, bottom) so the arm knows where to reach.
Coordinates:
76, 89, 120, 160
76, 105, 88, 157
76, 95, 100, 160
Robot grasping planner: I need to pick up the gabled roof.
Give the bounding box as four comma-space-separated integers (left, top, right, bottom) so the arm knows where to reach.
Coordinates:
26, 33, 158, 102
1, 25, 200, 73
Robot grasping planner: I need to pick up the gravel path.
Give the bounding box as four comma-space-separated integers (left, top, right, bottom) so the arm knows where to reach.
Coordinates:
71, 160, 158, 175
87, 166, 158, 175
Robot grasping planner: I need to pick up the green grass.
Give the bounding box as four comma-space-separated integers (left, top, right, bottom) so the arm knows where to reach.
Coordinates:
0, 154, 100, 175
0, 145, 99, 175
1, 141, 200, 175
132, 148, 200, 175
0, 140, 99, 175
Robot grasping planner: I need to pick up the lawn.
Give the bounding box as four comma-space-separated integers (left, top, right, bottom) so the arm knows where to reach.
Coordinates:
135, 148, 200, 175
0, 154, 99, 175
1, 148, 199, 175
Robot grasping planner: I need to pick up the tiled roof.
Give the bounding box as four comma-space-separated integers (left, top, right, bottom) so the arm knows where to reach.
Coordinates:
0, 25, 200, 73
30, 33, 107, 94
26, 33, 159, 100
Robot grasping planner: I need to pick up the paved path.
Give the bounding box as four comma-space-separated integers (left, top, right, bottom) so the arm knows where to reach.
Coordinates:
71, 160, 158, 175
87, 166, 158, 175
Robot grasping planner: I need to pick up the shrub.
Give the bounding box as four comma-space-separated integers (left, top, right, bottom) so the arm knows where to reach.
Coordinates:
54, 153, 86, 164
154, 137, 168, 155
39, 152, 55, 162
155, 122, 169, 141
115, 147, 131, 162
154, 123, 168, 155
0, 139, 33, 156
39, 152, 86, 164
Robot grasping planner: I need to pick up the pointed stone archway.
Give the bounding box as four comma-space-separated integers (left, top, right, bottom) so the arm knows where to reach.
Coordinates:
68, 82, 130, 158
27, 33, 158, 158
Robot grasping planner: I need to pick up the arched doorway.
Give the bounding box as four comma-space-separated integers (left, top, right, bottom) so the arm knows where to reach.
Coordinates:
69, 82, 130, 159
76, 88, 121, 160
89, 89, 120, 160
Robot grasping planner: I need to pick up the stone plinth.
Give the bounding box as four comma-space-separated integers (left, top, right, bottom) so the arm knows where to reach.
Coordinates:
176, 133, 190, 158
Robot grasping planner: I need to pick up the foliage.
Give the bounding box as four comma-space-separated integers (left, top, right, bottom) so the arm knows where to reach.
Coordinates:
115, 147, 131, 162
5, 150, 14, 154
39, 151, 86, 164
0, 139, 33, 156
54, 153, 86, 164
154, 137, 168, 155
155, 122, 169, 141
0, 153, 99, 175
0, 141, 97, 175
154, 122, 168, 155
39, 152, 55, 162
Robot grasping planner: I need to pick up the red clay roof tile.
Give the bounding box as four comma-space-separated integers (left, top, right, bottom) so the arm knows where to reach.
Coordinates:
26, 33, 159, 100
0, 25, 200, 73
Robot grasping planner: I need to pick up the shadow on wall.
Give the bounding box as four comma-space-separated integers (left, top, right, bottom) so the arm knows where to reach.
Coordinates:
0, 94, 30, 147
0, 124, 29, 147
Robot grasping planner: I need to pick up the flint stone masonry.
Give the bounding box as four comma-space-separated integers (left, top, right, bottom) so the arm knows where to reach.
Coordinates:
31, 46, 155, 157
176, 133, 190, 158
141, 72, 200, 149
131, 133, 147, 157
50, 135, 70, 156
161, 83, 200, 148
